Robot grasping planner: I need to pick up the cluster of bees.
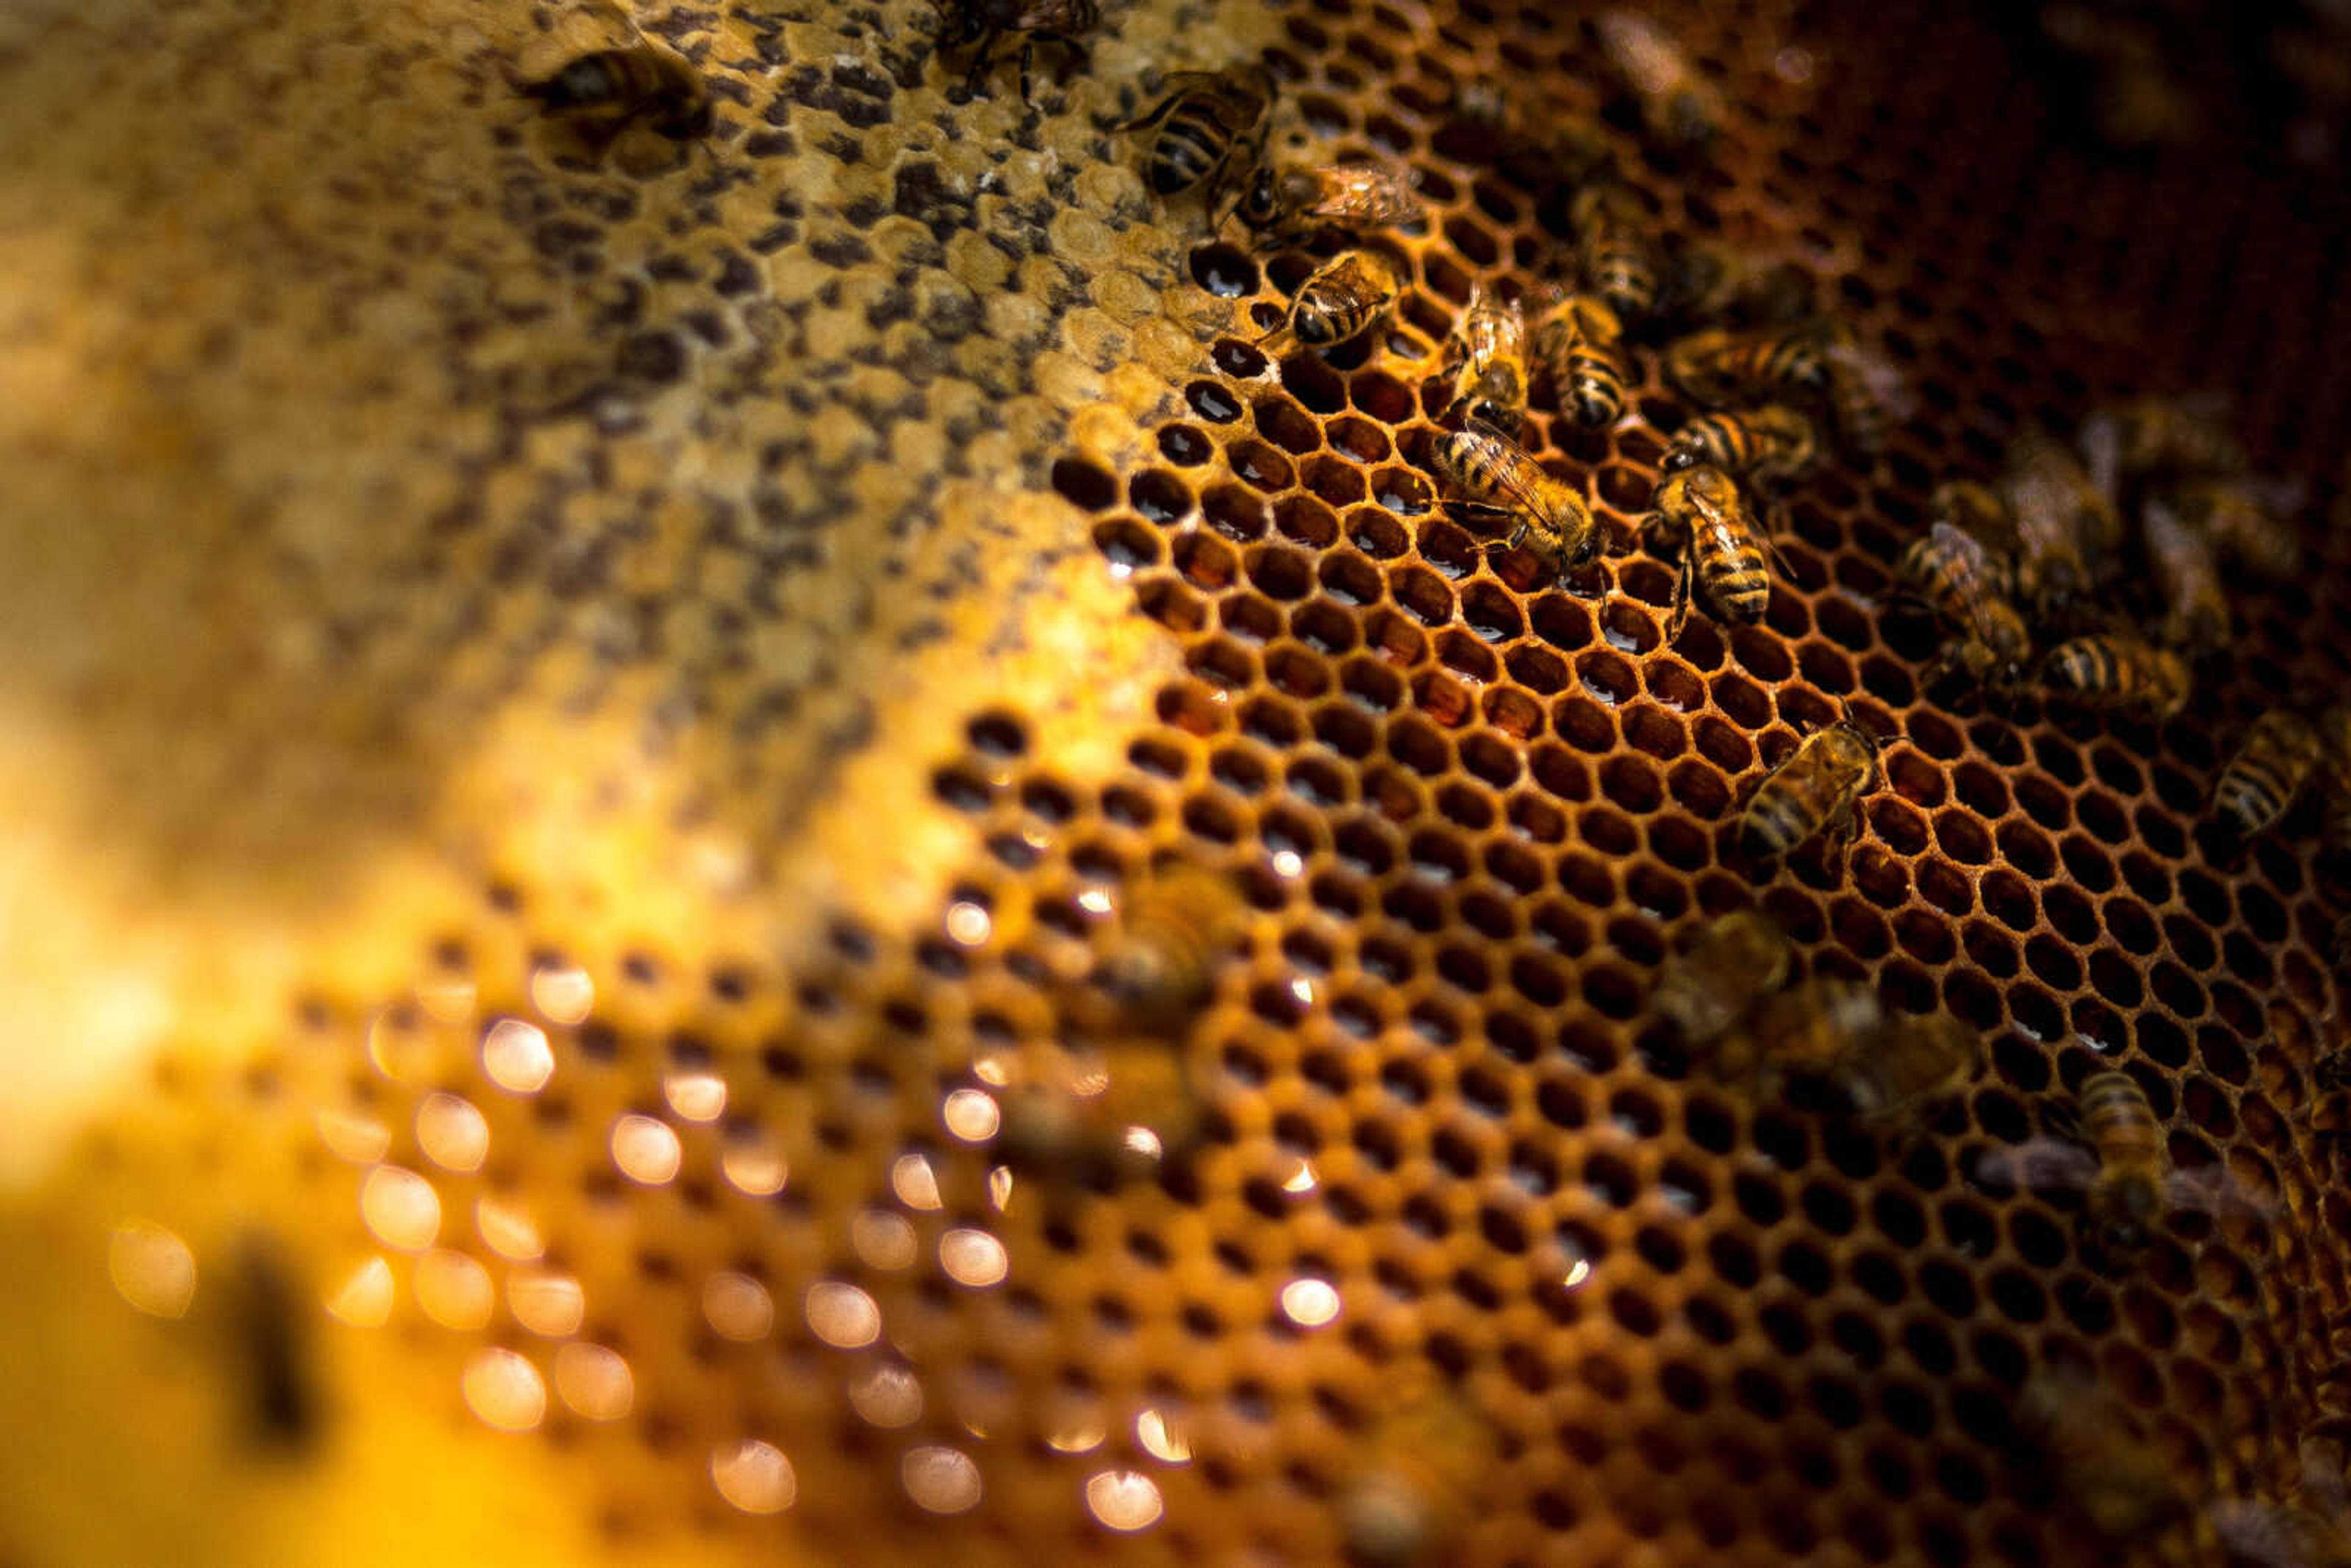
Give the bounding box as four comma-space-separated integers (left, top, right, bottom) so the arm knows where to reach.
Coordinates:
506, 5, 2351, 1559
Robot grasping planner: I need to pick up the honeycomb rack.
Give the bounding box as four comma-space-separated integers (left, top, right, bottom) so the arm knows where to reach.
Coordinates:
4, 1, 2351, 1567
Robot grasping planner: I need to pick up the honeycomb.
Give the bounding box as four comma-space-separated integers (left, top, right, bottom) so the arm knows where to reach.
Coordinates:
5, 0, 2351, 1565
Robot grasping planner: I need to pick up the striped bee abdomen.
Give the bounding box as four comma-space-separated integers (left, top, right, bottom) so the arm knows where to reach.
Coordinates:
2213, 710, 2320, 836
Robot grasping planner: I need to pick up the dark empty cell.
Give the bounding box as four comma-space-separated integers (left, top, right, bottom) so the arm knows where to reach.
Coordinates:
1799, 641, 1856, 695
1189, 243, 1259, 298
2090, 744, 2143, 797
1279, 350, 1347, 414
1693, 716, 1753, 773
1553, 697, 1617, 754
1978, 870, 2034, 931
1576, 650, 1640, 706
1372, 465, 1434, 515
1171, 532, 1240, 593
1933, 810, 1991, 865
1093, 516, 1161, 571
1243, 544, 1313, 603
2139, 805, 2190, 859
1303, 454, 1369, 508
1987, 1268, 2046, 1325
2148, 960, 2205, 1018
2023, 936, 2080, 992
2238, 885, 2289, 943
1201, 482, 1270, 541
1709, 673, 1771, 728
1582, 808, 1638, 858
1731, 623, 1796, 680
1187, 380, 1243, 423
2031, 732, 2084, 785
1252, 399, 1318, 460
1212, 336, 1270, 380
1859, 653, 1916, 706
2007, 982, 2067, 1045
1051, 456, 1120, 511
1993, 821, 2055, 880
2014, 774, 2071, 828
1227, 440, 1296, 495
1319, 552, 1384, 606
1914, 857, 1972, 917
2056, 1277, 2115, 1336
2087, 950, 2143, 1009
2075, 789, 2129, 846
1916, 1259, 1978, 1319
1892, 907, 1954, 962
1351, 368, 1416, 423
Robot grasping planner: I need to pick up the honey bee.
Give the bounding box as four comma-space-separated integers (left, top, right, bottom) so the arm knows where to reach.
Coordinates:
1528, 287, 1630, 427
2214, 711, 2323, 836
1081, 864, 1253, 1039
2040, 634, 2192, 721
2176, 474, 2304, 580
1448, 84, 1616, 190
223, 1234, 319, 1452
1258, 249, 1402, 353
1820, 324, 1915, 461
2080, 393, 2248, 492
936, 0, 1101, 100
1662, 323, 1831, 410
523, 42, 715, 143
1234, 162, 1423, 241
1739, 719, 1881, 863
1440, 285, 1529, 430
2140, 495, 2230, 653
1662, 405, 1819, 488
2318, 708, 2351, 853
1899, 522, 2033, 686
1651, 909, 1791, 1048
1432, 422, 1601, 588
995, 1043, 1202, 1185
1739, 976, 1884, 1090
1655, 241, 1820, 330
1749, 987, 1981, 1127
1929, 479, 2022, 559
1570, 182, 1663, 324
1122, 62, 1277, 225
1984, 1071, 2254, 1255
1645, 463, 1781, 636
2014, 1371, 2191, 1544
1338, 1387, 1491, 1568
2003, 432, 2122, 615
1592, 9, 1725, 149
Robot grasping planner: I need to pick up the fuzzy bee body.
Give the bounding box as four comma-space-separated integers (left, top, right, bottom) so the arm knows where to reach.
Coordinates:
1745, 977, 1884, 1086
1261, 249, 1401, 351
1592, 9, 1724, 149
1124, 63, 1276, 220
1663, 405, 1818, 487
1082, 865, 1251, 1039
1663, 324, 1831, 409
1657, 241, 1820, 330
937, 0, 1100, 100
1648, 463, 1774, 634
1570, 183, 1662, 324
2214, 710, 2322, 836
2179, 475, 2303, 580
2078, 1071, 2167, 1251
1900, 521, 2031, 685
1837, 1011, 1983, 1127
1651, 909, 1791, 1048
2016, 1373, 2189, 1544
2082, 394, 2247, 492
1929, 479, 2022, 560
2004, 433, 2121, 615
1433, 423, 1599, 587
2041, 634, 2192, 719
2141, 495, 2230, 653
1441, 285, 1529, 430
1740, 721, 1880, 861
1235, 162, 1423, 240
523, 44, 714, 141
1529, 288, 1629, 427
1820, 324, 1913, 460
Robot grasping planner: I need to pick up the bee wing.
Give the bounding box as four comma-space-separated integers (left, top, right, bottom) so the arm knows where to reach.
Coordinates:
1970, 1137, 2097, 1193
1349, 163, 1425, 223
2208, 1501, 2345, 1568
1464, 427, 1586, 531
1824, 337, 1918, 418
2164, 1163, 2274, 1224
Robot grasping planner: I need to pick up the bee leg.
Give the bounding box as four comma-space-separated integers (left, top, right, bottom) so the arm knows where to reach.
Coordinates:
1667, 550, 1693, 638
961, 29, 1000, 99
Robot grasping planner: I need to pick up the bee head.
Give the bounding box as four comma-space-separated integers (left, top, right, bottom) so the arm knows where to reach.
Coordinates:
1235, 167, 1282, 230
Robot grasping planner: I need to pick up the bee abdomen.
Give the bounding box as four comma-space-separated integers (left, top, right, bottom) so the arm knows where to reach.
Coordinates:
1148, 113, 1225, 192
1708, 556, 1772, 620
2044, 636, 2120, 694
2215, 713, 2320, 835
1740, 782, 1810, 858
